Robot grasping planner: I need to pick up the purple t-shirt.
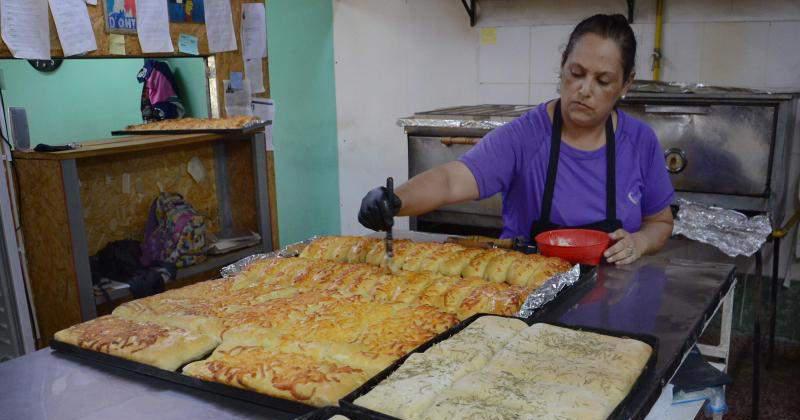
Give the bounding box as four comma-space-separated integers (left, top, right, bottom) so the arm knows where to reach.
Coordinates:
459, 102, 675, 239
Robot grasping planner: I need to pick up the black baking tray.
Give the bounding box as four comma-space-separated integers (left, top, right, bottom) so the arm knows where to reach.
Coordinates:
49, 339, 316, 416
111, 120, 271, 136
294, 405, 376, 420
340, 314, 659, 420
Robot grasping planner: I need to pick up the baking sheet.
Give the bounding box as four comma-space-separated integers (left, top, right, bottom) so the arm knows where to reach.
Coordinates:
49, 339, 317, 416
340, 314, 659, 420
111, 120, 271, 136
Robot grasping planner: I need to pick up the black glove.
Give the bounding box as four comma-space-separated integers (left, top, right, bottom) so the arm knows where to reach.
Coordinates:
358, 186, 402, 231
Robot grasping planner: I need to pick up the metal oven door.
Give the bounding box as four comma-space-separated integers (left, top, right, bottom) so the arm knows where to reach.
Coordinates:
618, 102, 777, 197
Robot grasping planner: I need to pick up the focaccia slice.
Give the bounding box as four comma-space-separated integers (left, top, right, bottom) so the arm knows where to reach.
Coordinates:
440, 370, 613, 420
112, 296, 226, 340
353, 352, 475, 419
346, 237, 379, 263
507, 255, 572, 288
357, 304, 459, 357
415, 243, 468, 274
425, 316, 526, 366
484, 252, 524, 283
183, 344, 370, 407
298, 236, 341, 260
399, 242, 442, 272
54, 315, 217, 371
441, 277, 490, 315
417, 276, 460, 309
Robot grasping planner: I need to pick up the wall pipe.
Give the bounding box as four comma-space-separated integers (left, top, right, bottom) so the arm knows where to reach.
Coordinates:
653, 0, 664, 81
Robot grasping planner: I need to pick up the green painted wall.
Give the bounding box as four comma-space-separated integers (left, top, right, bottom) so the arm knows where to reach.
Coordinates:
0, 58, 144, 145
0, 58, 208, 146
165, 57, 209, 118
266, 0, 340, 244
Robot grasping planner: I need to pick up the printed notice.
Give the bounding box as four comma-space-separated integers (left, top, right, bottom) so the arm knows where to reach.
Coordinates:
244, 58, 265, 94
241, 3, 266, 59
480, 27, 497, 46
204, 0, 237, 53
0, 0, 50, 60
135, 0, 174, 53
49, 0, 97, 56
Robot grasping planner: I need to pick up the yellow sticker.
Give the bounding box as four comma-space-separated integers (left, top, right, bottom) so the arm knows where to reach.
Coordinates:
109, 34, 126, 55
480, 27, 497, 46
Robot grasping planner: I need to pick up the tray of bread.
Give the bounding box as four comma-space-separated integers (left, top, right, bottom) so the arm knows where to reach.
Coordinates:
111, 116, 270, 135
50, 235, 580, 416
341, 314, 658, 420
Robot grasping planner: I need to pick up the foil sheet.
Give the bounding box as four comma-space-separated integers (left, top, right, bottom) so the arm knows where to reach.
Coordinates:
672, 199, 773, 257
396, 118, 507, 130
517, 264, 582, 318
220, 237, 316, 277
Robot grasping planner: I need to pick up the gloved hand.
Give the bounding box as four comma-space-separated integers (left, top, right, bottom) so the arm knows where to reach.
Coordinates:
358, 186, 402, 231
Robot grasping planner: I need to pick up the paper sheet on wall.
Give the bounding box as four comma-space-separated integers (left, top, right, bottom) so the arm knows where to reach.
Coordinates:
252, 98, 274, 151
244, 58, 265, 94
204, 0, 237, 53
0, 0, 50, 60
135, 0, 174, 53
48, 0, 97, 56
241, 3, 266, 59
109, 34, 126, 55
85, 0, 97, 5
224, 80, 253, 117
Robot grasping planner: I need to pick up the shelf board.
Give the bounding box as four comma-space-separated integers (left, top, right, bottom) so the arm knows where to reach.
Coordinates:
94, 244, 265, 305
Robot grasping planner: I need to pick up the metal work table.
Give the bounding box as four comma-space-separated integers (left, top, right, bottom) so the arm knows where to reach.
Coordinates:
0, 236, 735, 420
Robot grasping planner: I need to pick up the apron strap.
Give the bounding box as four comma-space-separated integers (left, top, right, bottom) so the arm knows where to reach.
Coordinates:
539, 101, 617, 224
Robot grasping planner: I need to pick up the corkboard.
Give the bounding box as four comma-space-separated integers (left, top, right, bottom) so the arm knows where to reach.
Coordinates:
0, 1, 269, 102
223, 139, 258, 233
14, 159, 82, 347
77, 142, 221, 255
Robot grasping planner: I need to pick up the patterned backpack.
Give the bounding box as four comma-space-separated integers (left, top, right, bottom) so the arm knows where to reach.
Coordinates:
141, 192, 207, 268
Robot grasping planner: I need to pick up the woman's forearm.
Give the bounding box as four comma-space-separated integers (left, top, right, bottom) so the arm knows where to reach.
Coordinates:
632, 208, 674, 255
395, 161, 479, 217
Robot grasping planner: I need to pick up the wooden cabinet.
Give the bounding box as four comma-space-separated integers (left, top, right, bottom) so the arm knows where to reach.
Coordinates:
12, 132, 277, 347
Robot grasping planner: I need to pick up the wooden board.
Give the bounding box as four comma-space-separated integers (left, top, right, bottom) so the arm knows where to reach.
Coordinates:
77, 142, 221, 256
14, 159, 82, 347
225, 139, 258, 233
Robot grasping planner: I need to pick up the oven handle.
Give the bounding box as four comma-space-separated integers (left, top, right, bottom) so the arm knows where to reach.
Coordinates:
440, 137, 480, 146
644, 105, 710, 114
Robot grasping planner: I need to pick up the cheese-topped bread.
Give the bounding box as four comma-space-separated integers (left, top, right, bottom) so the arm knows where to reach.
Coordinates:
183, 344, 370, 407
54, 315, 217, 371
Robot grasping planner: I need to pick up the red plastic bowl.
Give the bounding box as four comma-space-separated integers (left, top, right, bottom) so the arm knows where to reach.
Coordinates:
534, 229, 611, 265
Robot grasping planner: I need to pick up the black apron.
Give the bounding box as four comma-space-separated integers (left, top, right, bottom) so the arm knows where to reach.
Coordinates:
529, 100, 623, 241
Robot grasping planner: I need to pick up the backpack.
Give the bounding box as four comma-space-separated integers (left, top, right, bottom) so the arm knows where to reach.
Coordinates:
141, 192, 207, 268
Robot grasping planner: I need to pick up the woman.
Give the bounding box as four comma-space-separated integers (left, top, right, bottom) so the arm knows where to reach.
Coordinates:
358, 14, 674, 265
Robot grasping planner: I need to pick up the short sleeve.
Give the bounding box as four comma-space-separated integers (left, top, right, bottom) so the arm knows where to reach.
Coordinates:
458, 116, 528, 200
641, 128, 675, 216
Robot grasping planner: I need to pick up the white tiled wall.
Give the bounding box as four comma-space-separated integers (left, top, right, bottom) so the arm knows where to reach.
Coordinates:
475, 0, 800, 104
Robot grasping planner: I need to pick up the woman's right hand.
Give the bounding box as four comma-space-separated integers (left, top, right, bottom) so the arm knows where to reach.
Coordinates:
358, 186, 403, 231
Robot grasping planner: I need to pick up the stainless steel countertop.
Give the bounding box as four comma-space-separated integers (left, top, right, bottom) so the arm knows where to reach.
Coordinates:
0, 233, 736, 420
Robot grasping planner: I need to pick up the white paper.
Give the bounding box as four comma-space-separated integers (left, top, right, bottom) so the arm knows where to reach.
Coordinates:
224, 80, 253, 117
0, 0, 50, 60
85, 0, 97, 5
135, 0, 174, 53
244, 58, 265, 94
252, 98, 274, 151
204, 0, 237, 53
48, 0, 97, 56
240, 3, 266, 59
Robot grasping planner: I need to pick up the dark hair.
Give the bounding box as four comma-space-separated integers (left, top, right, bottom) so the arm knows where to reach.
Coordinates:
561, 14, 637, 82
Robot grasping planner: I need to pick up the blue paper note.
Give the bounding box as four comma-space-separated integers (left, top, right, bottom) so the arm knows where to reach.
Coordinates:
230, 72, 244, 90
178, 33, 199, 55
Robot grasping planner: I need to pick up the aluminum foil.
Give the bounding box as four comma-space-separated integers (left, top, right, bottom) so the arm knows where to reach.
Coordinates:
220, 237, 316, 277
672, 199, 773, 257
396, 118, 507, 130
517, 264, 582, 318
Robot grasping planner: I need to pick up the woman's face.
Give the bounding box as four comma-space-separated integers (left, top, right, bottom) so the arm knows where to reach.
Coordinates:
559, 33, 633, 128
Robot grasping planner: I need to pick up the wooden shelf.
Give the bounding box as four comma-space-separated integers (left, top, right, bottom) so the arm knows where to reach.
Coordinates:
94, 244, 265, 305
